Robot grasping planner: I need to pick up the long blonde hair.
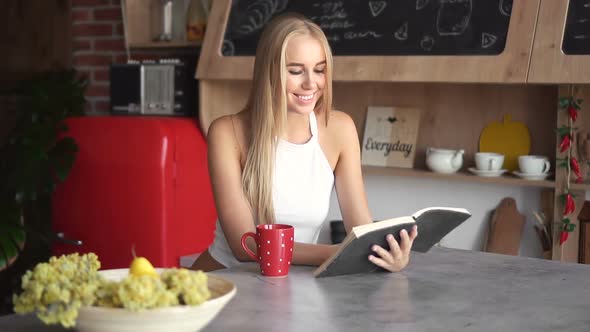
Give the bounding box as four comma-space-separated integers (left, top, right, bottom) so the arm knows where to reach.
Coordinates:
241, 13, 334, 225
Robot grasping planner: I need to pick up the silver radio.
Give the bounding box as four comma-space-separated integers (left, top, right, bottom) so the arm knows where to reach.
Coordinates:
109, 59, 196, 116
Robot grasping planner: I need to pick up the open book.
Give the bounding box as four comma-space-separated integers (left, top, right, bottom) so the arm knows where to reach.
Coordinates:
313, 207, 471, 278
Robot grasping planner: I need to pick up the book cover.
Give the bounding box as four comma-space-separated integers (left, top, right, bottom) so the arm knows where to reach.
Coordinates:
313, 207, 471, 278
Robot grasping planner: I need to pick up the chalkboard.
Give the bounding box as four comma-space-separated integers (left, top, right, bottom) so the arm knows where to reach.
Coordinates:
222, 0, 513, 56
562, 0, 590, 55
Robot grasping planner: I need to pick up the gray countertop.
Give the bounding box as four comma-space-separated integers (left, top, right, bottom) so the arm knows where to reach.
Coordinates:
2, 247, 590, 331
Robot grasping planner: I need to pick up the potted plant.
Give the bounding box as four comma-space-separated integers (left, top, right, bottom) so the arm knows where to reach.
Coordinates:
0, 69, 87, 314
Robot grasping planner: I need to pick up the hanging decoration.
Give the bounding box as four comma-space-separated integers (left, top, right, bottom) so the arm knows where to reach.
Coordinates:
557, 87, 583, 245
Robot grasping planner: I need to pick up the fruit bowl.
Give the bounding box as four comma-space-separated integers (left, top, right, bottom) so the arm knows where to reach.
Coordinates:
75, 269, 236, 332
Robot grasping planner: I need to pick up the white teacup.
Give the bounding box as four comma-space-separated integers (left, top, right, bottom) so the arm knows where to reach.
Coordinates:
518, 155, 551, 174
475, 152, 504, 171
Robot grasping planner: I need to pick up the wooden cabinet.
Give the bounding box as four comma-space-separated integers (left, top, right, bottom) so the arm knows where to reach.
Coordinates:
528, 1, 590, 83
123, 0, 201, 48
197, 0, 539, 83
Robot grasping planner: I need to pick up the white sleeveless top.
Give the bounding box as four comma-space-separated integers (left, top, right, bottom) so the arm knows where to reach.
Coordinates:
208, 111, 335, 267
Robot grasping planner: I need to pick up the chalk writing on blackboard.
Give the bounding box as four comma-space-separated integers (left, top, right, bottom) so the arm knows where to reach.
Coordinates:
416, 0, 431, 11
420, 35, 435, 51
222, 40, 235, 56
394, 22, 409, 41
436, 0, 472, 36
499, 0, 512, 17
232, 0, 288, 37
563, 0, 590, 54
223, 0, 513, 56
368, 2, 387, 17
482, 32, 498, 49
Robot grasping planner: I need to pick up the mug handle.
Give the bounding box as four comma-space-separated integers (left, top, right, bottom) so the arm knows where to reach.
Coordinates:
542, 160, 551, 174
240, 232, 259, 261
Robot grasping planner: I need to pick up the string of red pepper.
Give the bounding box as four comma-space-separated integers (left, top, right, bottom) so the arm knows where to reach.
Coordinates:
557, 90, 583, 245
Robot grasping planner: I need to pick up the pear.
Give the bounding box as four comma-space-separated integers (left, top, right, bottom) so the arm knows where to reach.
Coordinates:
129, 257, 157, 277
129, 246, 157, 277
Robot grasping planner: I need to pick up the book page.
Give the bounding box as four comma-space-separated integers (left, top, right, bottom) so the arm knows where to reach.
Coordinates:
352, 216, 415, 238
412, 207, 470, 219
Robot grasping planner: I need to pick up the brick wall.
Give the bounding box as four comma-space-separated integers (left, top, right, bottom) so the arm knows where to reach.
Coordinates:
71, 0, 197, 114
71, 0, 124, 114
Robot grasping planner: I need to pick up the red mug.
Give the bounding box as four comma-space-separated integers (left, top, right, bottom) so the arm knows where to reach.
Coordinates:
241, 224, 294, 277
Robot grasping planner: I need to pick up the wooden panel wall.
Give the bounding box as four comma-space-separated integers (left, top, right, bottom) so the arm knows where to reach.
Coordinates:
199, 81, 556, 171
333, 83, 556, 170
0, 0, 72, 92
123, 0, 157, 46
0, 0, 71, 141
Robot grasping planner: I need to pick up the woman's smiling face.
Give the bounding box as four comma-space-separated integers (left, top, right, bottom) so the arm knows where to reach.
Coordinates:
284, 34, 326, 115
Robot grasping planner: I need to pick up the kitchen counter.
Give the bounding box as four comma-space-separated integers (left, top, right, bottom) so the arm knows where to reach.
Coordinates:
2, 247, 590, 331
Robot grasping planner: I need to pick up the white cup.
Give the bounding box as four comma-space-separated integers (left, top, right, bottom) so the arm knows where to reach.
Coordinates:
518, 155, 550, 174
475, 152, 504, 171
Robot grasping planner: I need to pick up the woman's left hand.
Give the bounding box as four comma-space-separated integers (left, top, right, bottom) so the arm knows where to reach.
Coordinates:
368, 225, 418, 272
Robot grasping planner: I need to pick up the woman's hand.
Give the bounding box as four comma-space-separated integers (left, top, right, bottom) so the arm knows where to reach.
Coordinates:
368, 225, 418, 272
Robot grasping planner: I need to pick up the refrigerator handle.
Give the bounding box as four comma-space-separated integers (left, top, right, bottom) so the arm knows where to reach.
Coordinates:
54, 232, 83, 246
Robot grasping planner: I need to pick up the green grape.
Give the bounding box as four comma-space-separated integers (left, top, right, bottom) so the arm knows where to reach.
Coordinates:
94, 279, 122, 308
116, 275, 178, 310
161, 268, 211, 305
12, 253, 102, 328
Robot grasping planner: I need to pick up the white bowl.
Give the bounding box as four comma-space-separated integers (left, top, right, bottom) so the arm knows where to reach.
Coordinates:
76, 268, 236, 332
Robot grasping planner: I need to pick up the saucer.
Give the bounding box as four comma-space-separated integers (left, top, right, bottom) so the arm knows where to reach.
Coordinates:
468, 167, 508, 177
512, 171, 551, 181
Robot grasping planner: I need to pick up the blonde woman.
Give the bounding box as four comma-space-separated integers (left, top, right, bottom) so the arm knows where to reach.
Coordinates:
191, 13, 418, 272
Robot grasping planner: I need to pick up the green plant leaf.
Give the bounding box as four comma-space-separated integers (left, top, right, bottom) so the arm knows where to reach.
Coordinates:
572, 101, 582, 110
0, 221, 25, 271
558, 97, 571, 109
49, 137, 78, 182
0, 69, 86, 270
557, 126, 571, 137
566, 224, 576, 232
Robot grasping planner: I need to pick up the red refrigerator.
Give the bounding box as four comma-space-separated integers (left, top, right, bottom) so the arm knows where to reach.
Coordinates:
52, 116, 216, 269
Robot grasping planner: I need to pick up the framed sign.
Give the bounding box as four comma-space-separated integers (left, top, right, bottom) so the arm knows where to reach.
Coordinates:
361, 106, 421, 168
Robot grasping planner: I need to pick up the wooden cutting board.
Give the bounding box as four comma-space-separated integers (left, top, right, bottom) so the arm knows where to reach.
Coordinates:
485, 197, 525, 256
